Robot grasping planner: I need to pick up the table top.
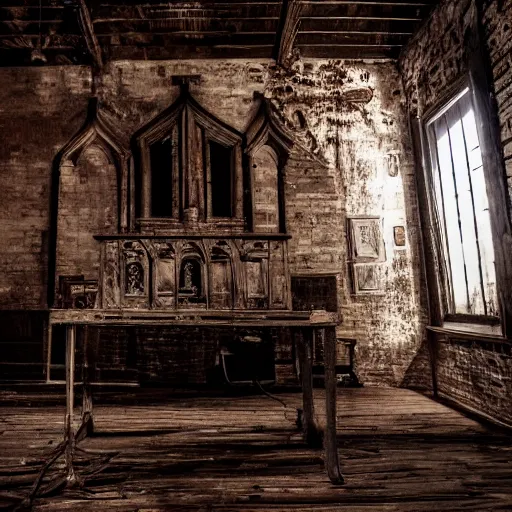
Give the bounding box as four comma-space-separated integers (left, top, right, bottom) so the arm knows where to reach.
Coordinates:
49, 308, 338, 327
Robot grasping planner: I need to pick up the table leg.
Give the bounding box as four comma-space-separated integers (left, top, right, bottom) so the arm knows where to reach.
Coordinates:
79, 325, 94, 439
323, 327, 344, 484
296, 328, 321, 446
65, 324, 78, 484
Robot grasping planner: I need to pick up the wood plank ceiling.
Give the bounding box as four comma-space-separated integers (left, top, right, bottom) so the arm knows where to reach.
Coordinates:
0, 0, 439, 67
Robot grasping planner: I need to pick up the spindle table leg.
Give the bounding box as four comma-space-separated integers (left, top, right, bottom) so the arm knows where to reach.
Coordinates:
64, 324, 78, 484
323, 327, 344, 484
80, 325, 94, 439
296, 328, 321, 446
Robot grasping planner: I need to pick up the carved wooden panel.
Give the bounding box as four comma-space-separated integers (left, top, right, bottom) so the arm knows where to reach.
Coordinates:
210, 260, 233, 309
269, 241, 289, 309
99, 237, 289, 311
122, 241, 149, 308
178, 258, 206, 307
209, 245, 233, 309
154, 242, 175, 309
240, 240, 269, 309
245, 260, 268, 309
103, 240, 121, 308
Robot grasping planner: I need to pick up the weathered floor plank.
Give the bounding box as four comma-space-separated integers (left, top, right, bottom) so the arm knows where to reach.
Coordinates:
0, 387, 511, 511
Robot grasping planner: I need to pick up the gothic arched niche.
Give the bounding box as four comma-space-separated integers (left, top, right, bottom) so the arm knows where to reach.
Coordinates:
178, 257, 206, 306
252, 145, 280, 233
76, 144, 118, 234
51, 98, 129, 306
121, 240, 150, 309
245, 98, 294, 234
56, 141, 119, 286
134, 86, 244, 230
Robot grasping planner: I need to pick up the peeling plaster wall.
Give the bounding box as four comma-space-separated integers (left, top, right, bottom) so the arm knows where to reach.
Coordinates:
0, 59, 428, 387
400, 0, 512, 422
263, 60, 428, 386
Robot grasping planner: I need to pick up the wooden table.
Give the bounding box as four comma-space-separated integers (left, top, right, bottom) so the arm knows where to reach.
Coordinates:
47, 308, 344, 490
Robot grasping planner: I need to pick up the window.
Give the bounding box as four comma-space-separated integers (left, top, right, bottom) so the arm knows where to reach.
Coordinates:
426, 87, 498, 318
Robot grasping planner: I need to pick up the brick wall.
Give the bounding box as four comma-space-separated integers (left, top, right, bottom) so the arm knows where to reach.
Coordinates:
1, 59, 427, 387
0, 67, 91, 309
54, 326, 275, 385
56, 145, 119, 281
481, 0, 512, 214
437, 339, 512, 425
399, 0, 512, 424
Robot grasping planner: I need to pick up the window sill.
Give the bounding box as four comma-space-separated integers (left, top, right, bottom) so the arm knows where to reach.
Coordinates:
426, 324, 508, 344
442, 320, 502, 337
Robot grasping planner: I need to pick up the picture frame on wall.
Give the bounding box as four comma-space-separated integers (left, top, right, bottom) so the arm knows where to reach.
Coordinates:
352, 263, 383, 294
347, 216, 385, 294
348, 216, 386, 262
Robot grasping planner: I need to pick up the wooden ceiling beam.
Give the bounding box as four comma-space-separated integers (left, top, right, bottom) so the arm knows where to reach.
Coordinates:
95, 0, 281, 5
301, 18, 421, 32
98, 32, 278, 46
298, 43, 402, 58
0, 8, 65, 23
92, 0, 432, 4
273, 0, 302, 65
105, 43, 274, 60
101, 41, 402, 60
92, 17, 280, 23
296, 31, 411, 45
77, 0, 103, 71
93, 30, 411, 48
91, 5, 283, 19
92, 19, 280, 34
91, 18, 417, 36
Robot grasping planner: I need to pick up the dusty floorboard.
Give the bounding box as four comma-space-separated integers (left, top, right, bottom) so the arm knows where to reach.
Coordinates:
0, 387, 511, 511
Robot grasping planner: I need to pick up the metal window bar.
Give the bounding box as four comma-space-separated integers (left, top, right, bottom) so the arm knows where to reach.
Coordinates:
431, 127, 456, 312
456, 101, 488, 315
442, 113, 472, 313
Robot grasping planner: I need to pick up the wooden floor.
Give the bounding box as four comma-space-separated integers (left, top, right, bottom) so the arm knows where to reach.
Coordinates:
0, 387, 511, 511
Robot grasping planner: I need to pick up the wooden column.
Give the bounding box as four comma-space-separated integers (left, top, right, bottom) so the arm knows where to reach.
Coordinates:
323, 327, 344, 484
295, 328, 321, 446
141, 145, 151, 218
234, 144, 244, 221
64, 324, 78, 484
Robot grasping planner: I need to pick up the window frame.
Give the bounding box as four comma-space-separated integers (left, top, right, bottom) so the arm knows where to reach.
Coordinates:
422, 77, 501, 332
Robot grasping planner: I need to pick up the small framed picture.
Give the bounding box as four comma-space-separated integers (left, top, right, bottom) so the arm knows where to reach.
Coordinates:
352, 263, 383, 294
393, 226, 406, 247
348, 217, 385, 262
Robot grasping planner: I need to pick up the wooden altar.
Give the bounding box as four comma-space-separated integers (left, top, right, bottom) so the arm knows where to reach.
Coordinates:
34, 86, 347, 502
